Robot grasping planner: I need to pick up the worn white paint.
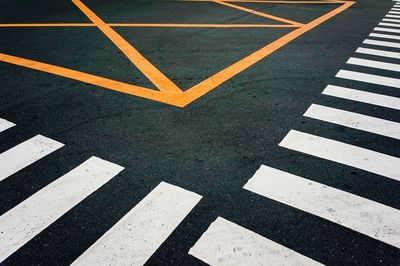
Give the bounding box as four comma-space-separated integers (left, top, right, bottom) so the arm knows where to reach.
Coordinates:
244, 165, 400, 249
322, 84, 400, 110
0, 118, 15, 133
0, 135, 64, 182
72, 182, 202, 266
304, 104, 400, 139
279, 130, 400, 181
189, 217, 323, 266
0, 157, 124, 263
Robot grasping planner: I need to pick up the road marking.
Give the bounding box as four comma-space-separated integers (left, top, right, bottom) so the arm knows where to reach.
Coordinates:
243, 165, 400, 249
382, 18, 400, 23
363, 38, 400, 48
379, 22, 400, 28
347, 57, 400, 72
189, 217, 323, 266
322, 84, 400, 110
72, 182, 202, 266
279, 130, 400, 181
304, 104, 400, 139
336, 70, 400, 89
356, 47, 400, 59
0, 118, 15, 133
0, 135, 64, 182
370, 32, 400, 40
392, 8, 400, 11
389, 11, 400, 14
71, 0, 182, 94
386, 14, 400, 18
374, 26, 400, 33
0, 157, 124, 263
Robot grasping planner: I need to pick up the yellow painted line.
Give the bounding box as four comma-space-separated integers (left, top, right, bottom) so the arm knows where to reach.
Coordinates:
172, 1, 355, 107
0, 23, 298, 28
71, 0, 183, 94
212, 0, 304, 26
0, 53, 181, 106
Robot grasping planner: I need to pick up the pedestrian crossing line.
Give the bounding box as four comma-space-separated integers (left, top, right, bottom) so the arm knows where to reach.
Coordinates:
336, 70, 400, 89
385, 14, 400, 19
189, 217, 323, 266
0, 135, 64, 182
243, 165, 400, 249
363, 38, 400, 48
379, 22, 400, 28
347, 57, 400, 72
0, 118, 15, 133
304, 104, 400, 140
383, 18, 400, 23
392, 8, 400, 11
279, 130, 400, 181
0, 157, 124, 263
389, 11, 400, 15
72, 182, 202, 266
370, 32, 400, 41
356, 47, 400, 59
374, 26, 400, 34
322, 85, 400, 110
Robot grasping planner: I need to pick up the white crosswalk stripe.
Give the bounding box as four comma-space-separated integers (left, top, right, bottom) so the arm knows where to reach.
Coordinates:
0, 157, 124, 263
370, 32, 400, 40
385, 14, 400, 18
363, 38, 400, 48
279, 130, 400, 181
72, 182, 202, 266
0, 135, 64, 182
189, 217, 323, 266
322, 85, 400, 110
379, 22, 400, 28
243, 165, 400, 249
0, 118, 15, 133
356, 47, 400, 59
304, 104, 400, 139
374, 26, 400, 33
336, 70, 400, 88
382, 18, 400, 23
346, 57, 400, 72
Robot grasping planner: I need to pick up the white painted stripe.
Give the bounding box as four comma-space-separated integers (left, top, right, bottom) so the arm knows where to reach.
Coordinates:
0, 157, 124, 263
379, 22, 400, 28
279, 130, 400, 181
363, 39, 400, 48
336, 70, 400, 89
304, 104, 400, 139
389, 11, 400, 14
243, 165, 400, 249
0, 118, 15, 133
347, 57, 400, 72
322, 84, 400, 110
392, 8, 400, 11
356, 47, 400, 59
370, 32, 400, 40
189, 217, 323, 266
386, 14, 400, 19
383, 18, 400, 23
72, 182, 202, 266
374, 26, 400, 34
0, 135, 64, 182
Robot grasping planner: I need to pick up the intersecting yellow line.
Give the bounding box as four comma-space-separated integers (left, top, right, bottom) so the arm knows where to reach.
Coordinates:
0, 0, 354, 107
71, 0, 183, 94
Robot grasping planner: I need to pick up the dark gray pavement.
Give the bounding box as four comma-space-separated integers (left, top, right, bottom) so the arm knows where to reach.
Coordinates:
0, 0, 399, 265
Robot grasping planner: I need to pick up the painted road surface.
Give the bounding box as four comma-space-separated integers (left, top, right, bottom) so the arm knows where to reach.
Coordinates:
0, 0, 399, 265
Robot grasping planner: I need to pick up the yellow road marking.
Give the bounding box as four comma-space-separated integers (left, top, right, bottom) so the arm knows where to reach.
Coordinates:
0, 0, 354, 107
212, 0, 304, 26
71, 0, 183, 94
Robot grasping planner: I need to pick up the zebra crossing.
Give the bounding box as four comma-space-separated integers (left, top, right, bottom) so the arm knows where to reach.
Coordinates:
190, 2, 400, 265
0, 119, 202, 264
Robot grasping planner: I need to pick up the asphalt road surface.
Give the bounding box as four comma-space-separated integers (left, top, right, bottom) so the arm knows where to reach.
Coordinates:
1, 0, 400, 265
